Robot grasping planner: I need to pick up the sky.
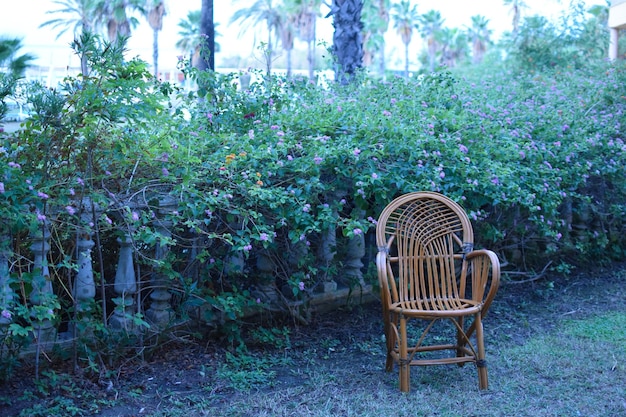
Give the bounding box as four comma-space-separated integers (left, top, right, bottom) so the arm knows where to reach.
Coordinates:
0, 0, 605, 78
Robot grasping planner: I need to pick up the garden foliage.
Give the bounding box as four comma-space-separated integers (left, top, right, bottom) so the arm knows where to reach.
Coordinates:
0, 30, 625, 377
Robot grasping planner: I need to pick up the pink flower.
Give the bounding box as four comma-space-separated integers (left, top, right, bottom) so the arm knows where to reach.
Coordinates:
313, 156, 323, 164
8, 162, 20, 169
77, 178, 85, 186
243, 244, 252, 251
439, 171, 445, 179
353, 228, 363, 235
372, 173, 378, 179
37, 191, 49, 199
248, 130, 255, 139
36, 210, 46, 222
271, 125, 280, 130
132, 211, 140, 221
353, 148, 361, 156
277, 131, 285, 137
382, 110, 392, 117
260, 232, 269, 241
65, 206, 76, 215
459, 144, 468, 154
105, 215, 113, 225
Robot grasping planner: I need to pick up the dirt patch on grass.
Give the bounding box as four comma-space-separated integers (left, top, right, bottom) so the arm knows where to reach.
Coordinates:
2, 263, 626, 417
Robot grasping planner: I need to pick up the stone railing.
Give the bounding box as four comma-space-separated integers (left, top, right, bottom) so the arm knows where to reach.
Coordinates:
0, 194, 375, 354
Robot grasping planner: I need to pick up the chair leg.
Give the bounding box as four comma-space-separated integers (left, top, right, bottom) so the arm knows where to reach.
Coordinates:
399, 315, 410, 392
456, 316, 465, 364
475, 314, 488, 390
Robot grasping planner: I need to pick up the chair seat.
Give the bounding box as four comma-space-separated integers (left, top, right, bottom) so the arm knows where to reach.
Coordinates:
391, 298, 483, 317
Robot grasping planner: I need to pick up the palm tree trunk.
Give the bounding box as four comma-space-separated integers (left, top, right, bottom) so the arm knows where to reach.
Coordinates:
307, 18, 316, 81
404, 43, 409, 78
198, 0, 215, 71
153, 29, 159, 78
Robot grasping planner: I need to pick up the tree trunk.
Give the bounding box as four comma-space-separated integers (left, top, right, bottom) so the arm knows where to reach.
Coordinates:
153, 28, 159, 78
198, 0, 215, 71
404, 43, 409, 78
329, 0, 364, 84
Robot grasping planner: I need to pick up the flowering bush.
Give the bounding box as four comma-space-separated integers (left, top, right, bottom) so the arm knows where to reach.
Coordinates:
0, 33, 625, 374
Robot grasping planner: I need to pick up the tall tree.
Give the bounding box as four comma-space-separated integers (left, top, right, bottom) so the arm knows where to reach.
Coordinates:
231, 0, 282, 75
418, 10, 444, 72
503, 0, 527, 35
40, 0, 98, 38
291, 0, 323, 81
467, 15, 491, 64
361, 0, 390, 75
278, 8, 297, 77
40, 0, 99, 74
439, 27, 468, 68
391, 0, 419, 78
328, 0, 363, 84
199, 0, 215, 71
146, 0, 166, 77
94, 0, 144, 42
0, 38, 35, 121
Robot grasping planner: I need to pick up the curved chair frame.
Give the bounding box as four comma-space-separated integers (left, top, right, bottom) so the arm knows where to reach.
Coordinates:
376, 192, 500, 392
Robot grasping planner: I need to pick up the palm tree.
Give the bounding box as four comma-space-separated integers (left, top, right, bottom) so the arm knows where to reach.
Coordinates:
40, 0, 100, 74
278, 9, 296, 76
231, 0, 282, 75
39, 0, 99, 38
361, 0, 390, 75
328, 0, 363, 84
146, 0, 166, 77
467, 15, 491, 64
0, 38, 35, 121
439, 27, 468, 68
503, 0, 527, 35
418, 10, 444, 72
391, 0, 419, 78
199, 0, 215, 71
94, 0, 144, 42
290, 0, 323, 81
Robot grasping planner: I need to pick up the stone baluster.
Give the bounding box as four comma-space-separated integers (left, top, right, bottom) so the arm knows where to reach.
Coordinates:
255, 250, 278, 303
146, 197, 176, 328
0, 235, 13, 330
318, 225, 337, 293
30, 222, 57, 344
110, 229, 137, 331
73, 224, 95, 315
342, 210, 366, 287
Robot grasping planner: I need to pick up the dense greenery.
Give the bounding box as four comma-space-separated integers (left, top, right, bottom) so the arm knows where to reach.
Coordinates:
0, 16, 625, 379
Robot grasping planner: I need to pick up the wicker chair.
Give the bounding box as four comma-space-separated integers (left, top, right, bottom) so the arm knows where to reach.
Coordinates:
375, 192, 500, 392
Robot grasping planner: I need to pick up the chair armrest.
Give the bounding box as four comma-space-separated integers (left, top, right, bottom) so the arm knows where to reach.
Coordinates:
465, 249, 500, 317
376, 250, 392, 308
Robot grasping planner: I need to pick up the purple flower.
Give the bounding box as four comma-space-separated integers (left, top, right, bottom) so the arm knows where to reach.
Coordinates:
271, 125, 279, 130
313, 156, 323, 164
382, 110, 392, 117
1, 310, 11, 320
77, 178, 85, 186
248, 130, 255, 139
65, 206, 76, 215
37, 191, 49, 199
0, 182, 4, 193
8, 162, 20, 169
303, 204, 311, 213
372, 173, 378, 179
36, 211, 46, 222
105, 215, 113, 225
243, 244, 252, 251
132, 211, 140, 221
353, 148, 361, 156
260, 232, 269, 241
298, 281, 305, 291
439, 171, 445, 179
459, 144, 469, 154
353, 228, 363, 235
277, 131, 285, 137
